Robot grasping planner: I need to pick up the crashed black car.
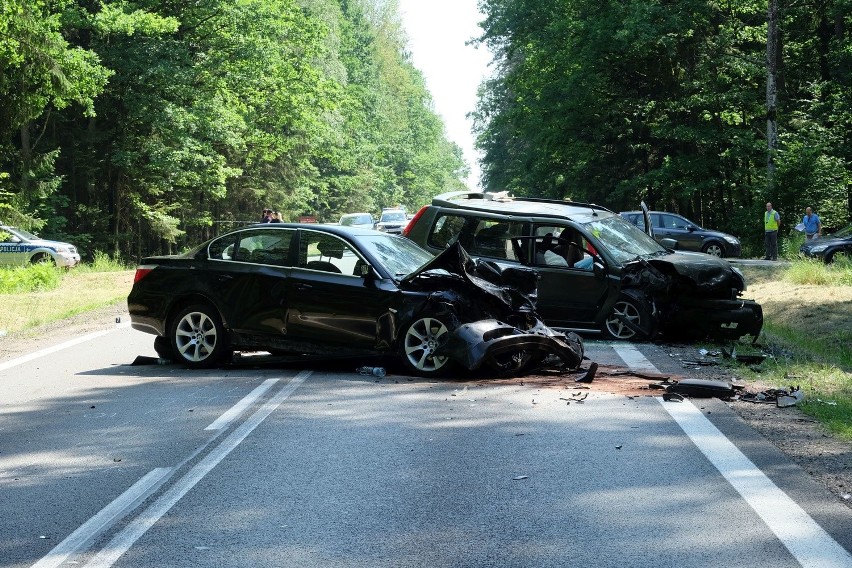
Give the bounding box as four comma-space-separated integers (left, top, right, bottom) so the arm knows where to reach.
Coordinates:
127, 224, 583, 376
799, 223, 852, 264
404, 191, 763, 341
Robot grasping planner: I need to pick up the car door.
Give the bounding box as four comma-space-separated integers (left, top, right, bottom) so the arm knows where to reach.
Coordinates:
285, 229, 395, 350
0, 229, 28, 266
530, 224, 613, 330
203, 228, 296, 339
657, 213, 702, 251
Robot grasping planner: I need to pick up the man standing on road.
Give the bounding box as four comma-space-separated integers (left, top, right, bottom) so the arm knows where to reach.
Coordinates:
764, 202, 780, 260
802, 206, 821, 240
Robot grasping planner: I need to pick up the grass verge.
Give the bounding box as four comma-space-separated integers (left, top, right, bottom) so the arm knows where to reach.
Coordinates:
737, 259, 852, 439
0, 256, 133, 334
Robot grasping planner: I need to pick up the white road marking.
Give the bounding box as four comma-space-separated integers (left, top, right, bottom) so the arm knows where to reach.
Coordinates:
31, 468, 172, 568
661, 399, 852, 567
609, 342, 660, 373
610, 343, 852, 567
83, 370, 311, 568
205, 378, 279, 430
0, 323, 131, 373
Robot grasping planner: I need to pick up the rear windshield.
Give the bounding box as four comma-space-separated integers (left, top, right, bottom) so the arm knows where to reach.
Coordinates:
341, 214, 372, 226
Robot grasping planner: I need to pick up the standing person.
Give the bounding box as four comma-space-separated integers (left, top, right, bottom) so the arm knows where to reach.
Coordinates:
260, 208, 271, 223
763, 202, 781, 260
802, 206, 821, 240
270, 211, 283, 223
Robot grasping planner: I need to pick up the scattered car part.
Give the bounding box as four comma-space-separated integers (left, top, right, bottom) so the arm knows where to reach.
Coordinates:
665, 378, 736, 398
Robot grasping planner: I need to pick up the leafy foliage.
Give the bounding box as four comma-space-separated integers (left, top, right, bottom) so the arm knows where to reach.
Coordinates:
474, 0, 851, 252
0, 0, 466, 259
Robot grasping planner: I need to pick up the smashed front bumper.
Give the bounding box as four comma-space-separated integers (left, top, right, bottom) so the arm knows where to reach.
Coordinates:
664, 297, 763, 340
437, 319, 585, 373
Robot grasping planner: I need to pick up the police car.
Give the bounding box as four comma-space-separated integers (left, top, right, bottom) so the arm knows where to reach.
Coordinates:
0, 224, 81, 268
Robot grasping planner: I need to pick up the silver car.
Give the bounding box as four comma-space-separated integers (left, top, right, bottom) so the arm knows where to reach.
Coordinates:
0, 224, 81, 268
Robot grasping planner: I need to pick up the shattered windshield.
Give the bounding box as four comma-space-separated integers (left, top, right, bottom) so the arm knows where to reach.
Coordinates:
584, 215, 666, 264
358, 234, 433, 278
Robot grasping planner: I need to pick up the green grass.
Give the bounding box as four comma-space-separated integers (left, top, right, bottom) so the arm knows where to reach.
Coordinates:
735, 259, 852, 439
0, 263, 62, 294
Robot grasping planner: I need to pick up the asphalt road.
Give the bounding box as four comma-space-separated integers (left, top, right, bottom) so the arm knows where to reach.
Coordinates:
1, 326, 851, 568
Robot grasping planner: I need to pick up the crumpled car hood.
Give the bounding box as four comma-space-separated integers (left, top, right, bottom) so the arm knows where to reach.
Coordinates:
631, 251, 745, 294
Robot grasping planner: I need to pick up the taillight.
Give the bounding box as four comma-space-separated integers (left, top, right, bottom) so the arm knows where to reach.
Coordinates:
402, 205, 428, 237
133, 264, 157, 283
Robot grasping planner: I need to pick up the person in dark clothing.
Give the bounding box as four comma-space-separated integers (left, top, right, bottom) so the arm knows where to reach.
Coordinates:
260, 208, 272, 223
270, 211, 283, 223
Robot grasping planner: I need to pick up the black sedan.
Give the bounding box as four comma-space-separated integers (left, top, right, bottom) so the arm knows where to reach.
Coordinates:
128, 224, 584, 376
799, 224, 852, 264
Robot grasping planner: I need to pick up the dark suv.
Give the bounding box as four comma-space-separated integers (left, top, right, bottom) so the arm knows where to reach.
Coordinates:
620, 211, 741, 257
404, 192, 762, 341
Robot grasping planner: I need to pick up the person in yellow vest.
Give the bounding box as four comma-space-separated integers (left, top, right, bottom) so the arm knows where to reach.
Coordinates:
763, 202, 780, 260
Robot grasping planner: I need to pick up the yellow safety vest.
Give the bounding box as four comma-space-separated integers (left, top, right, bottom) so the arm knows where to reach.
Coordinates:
764, 210, 779, 231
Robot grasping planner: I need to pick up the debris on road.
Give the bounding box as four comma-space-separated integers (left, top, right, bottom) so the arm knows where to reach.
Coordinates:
739, 386, 805, 408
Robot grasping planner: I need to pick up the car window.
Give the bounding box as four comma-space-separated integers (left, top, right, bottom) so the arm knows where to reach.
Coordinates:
209, 229, 293, 265
341, 214, 372, 226
298, 231, 361, 275
533, 225, 594, 269
380, 211, 407, 222
358, 234, 433, 278
428, 214, 523, 260
661, 214, 689, 230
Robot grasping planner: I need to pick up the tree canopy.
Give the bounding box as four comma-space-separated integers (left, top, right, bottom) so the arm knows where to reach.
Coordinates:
0, 0, 466, 257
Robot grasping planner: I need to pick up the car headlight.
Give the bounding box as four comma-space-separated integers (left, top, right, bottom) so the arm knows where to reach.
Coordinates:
731, 266, 747, 291
53, 246, 70, 253
808, 244, 829, 253
723, 236, 739, 244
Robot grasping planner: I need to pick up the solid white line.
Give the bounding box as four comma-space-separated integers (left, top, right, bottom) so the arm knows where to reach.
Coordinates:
661, 399, 852, 567
31, 468, 172, 568
84, 370, 312, 568
204, 378, 279, 431
610, 342, 660, 373
0, 323, 131, 373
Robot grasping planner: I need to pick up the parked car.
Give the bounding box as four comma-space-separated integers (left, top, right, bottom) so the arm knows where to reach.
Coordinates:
0, 224, 81, 268
374, 207, 409, 234
404, 192, 762, 341
127, 224, 584, 375
338, 212, 374, 229
620, 211, 741, 257
799, 224, 852, 264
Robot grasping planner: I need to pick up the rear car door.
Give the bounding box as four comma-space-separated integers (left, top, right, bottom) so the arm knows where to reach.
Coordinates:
285, 229, 395, 350
204, 228, 295, 339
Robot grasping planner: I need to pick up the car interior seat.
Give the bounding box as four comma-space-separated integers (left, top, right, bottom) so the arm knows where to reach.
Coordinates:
305, 260, 341, 273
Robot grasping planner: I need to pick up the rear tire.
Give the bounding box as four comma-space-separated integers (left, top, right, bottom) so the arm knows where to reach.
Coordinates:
169, 304, 229, 368
602, 291, 655, 341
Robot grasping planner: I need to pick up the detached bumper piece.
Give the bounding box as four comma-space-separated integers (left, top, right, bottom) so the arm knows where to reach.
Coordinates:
438, 318, 584, 374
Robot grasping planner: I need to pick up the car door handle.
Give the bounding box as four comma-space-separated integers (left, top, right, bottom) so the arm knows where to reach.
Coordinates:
218, 274, 234, 281
294, 283, 312, 291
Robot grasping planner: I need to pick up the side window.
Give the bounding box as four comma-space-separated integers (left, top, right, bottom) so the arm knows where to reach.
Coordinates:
627, 214, 645, 231
533, 225, 593, 270
428, 214, 468, 249
468, 219, 524, 260
661, 214, 687, 230
215, 229, 293, 265
650, 213, 662, 229
299, 232, 360, 275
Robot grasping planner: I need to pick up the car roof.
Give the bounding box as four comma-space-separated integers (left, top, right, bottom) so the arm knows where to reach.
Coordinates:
240, 222, 386, 238
430, 191, 614, 223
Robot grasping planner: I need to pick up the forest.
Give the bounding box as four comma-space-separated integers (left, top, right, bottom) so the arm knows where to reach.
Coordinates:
2, 0, 851, 259
474, 0, 851, 252
0, 0, 467, 258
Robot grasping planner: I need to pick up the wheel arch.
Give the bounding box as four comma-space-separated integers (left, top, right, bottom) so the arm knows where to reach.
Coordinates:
164, 293, 229, 333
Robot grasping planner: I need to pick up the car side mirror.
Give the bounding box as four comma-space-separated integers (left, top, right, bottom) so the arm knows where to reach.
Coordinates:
660, 237, 679, 250
592, 260, 606, 278
687, 225, 696, 232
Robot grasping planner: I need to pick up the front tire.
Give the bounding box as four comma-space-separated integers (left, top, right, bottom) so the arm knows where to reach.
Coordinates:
702, 242, 724, 257
169, 304, 229, 368
602, 291, 655, 341
824, 249, 849, 264
399, 315, 453, 376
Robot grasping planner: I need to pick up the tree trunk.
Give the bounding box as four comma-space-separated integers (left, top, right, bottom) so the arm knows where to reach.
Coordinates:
766, 0, 779, 182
